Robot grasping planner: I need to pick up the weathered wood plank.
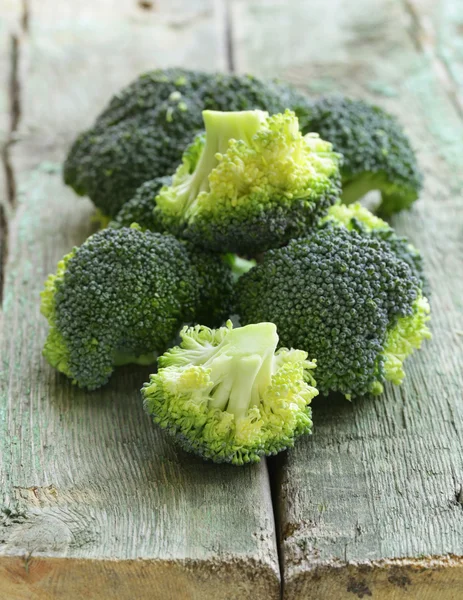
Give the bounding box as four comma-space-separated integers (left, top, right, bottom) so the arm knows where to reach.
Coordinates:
0, 2, 280, 598
231, 0, 463, 597
406, 0, 463, 115
0, 0, 20, 295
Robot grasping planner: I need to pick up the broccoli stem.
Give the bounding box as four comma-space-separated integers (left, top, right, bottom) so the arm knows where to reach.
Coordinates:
189, 110, 267, 206
158, 110, 268, 217
202, 322, 279, 419
341, 173, 383, 205
224, 253, 257, 282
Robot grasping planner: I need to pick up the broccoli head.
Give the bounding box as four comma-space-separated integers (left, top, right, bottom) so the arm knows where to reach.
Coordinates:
236, 226, 431, 399
155, 109, 341, 254
109, 133, 206, 231
64, 69, 312, 218
322, 202, 428, 293
41, 227, 234, 390
142, 321, 318, 465
305, 96, 423, 216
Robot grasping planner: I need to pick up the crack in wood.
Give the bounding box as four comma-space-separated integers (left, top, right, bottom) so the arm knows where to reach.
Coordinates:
0, 33, 22, 306
21, 0, 29, 33
267, 453, 287, 600
402, 0, 463, 120
0, 203, 8, 304
225, 0, 235, 73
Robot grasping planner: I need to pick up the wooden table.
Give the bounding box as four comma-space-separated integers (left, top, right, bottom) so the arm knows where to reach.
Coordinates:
0, 1, 462, 598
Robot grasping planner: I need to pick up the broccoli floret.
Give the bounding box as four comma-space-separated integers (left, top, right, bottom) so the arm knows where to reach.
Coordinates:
41, 227, 234, 390
64, 93, 205, 218
236, 226, 431, 399
305, 96, 423, 216
142, 321, 318, 465
64, 69, 313, 218
155, 109, 341, 254
110, 134, 205, 231
322, 203, 428, 293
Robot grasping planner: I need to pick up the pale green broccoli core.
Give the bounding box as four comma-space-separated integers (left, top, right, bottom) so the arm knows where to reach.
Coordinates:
143, 321, 318, 464
161, 322, 279, 421
156, 110, 268, 217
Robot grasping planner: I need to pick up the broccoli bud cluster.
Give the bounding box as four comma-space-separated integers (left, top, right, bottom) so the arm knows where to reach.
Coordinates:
236, 225, 430, 399
41, 228, 233, 390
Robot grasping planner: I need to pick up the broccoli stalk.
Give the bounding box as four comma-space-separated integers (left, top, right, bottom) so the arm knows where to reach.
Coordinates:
154, 109, 341, 255
142, 321, 318, 465
156, 110, 268, 219
304, 96, 423, 216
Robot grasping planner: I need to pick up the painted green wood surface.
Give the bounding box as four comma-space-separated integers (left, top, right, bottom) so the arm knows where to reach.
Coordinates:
406, 0, 463, 114
1, 0, 462, 598
231, 0, 463, 598
0, 2, 280, 599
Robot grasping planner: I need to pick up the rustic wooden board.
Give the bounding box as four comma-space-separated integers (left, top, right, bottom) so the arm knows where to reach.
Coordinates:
231, 0, 463, 598
406, 0, 463, 114
0, 0, 19, 294
0, 2, 280, 599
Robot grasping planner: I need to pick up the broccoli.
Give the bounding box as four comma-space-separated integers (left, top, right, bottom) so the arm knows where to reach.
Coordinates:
154, 109, 341, 254
236, 225, 431, 399
109, 176, 171, 232
322, 202, 428, 293
109, 133, 205, 231
64, 69, 312, 218
41, 227, 234, 390
142, 321, 318, 465
305, 96, 423, 216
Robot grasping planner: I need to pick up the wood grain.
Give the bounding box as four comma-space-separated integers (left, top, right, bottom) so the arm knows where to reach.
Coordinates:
0, 0, 20, 295
231, 0, 463, 598
405, 0, 463, 115
0, 1, 280, 598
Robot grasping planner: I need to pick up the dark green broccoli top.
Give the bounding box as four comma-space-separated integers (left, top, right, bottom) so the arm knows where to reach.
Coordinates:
321, 202, 428, 294
41, 228, 233, 390
236, 225, 430, 398
64, 69, 312, 217
305, 96, 423, 215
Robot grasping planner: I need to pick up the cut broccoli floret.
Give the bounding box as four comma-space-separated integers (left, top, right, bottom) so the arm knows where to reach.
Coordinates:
41, 227, 234, 390
236, 226, 431, 399
64, 69, 313, 218
322, 202, 428, 293
142, 321, 318, 465
155, 109, 341, 254
305, 96, 423, 216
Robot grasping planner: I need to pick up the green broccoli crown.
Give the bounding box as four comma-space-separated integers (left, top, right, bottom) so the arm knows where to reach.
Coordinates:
142, 321, 318, 465
64, 69, 312, 218
41, 227, 233, 390
236, 226, 431, 399
155, 109, 341, 254
306, 95, 423, 216
322, 203, 428, 292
